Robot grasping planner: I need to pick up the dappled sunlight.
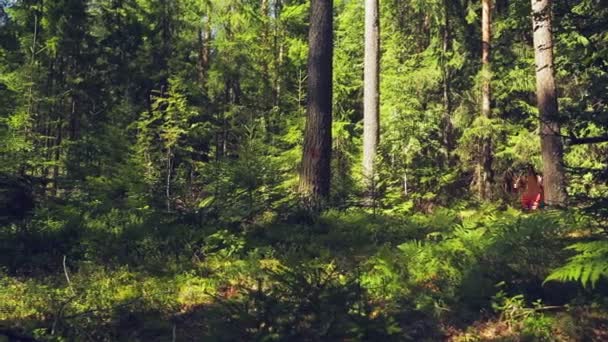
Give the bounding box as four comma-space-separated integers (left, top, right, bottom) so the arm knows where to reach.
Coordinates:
1, 0, 607, 339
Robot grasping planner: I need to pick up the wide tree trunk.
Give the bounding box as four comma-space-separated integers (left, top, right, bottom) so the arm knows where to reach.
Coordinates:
531, 0, 567, 205
298, 0, 333, 209
363, 0, 380, 194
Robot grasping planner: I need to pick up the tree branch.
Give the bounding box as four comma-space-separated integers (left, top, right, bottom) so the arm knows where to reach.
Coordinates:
567, 136, 608, 146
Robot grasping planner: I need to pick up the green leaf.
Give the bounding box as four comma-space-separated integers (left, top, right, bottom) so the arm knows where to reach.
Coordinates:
198, 196, 215, 209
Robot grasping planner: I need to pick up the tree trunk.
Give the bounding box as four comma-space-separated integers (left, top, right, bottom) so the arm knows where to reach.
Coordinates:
52, 114, 63, 196
363, 0, 380, 195
441, 0, 454, 165
273, 0, 283, 108
166, 147, 172, 212
197, 4, 211, 90
298, 0, 333, 209
477, 0, 493, 200
196, 25, 210, 88
481, 0, 491, 120
531, 0, 567, 205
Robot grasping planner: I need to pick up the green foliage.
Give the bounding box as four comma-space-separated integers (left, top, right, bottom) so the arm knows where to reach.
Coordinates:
545, 240, 608, 289
1, 0, 608, 340
361, 207, 579, 318
491, 290, 555, 341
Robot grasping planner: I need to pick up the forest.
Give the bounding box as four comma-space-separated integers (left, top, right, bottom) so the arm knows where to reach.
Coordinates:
1, 0, 607, 340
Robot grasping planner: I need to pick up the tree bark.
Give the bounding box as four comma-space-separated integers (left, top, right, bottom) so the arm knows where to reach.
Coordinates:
363, 0, 380, 194
531, 0, 567, 205
477, 0, 494, 200
298, 0, 333, 209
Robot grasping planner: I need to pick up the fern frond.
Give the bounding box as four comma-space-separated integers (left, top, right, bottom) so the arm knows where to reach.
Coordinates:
545, 241, 608, 288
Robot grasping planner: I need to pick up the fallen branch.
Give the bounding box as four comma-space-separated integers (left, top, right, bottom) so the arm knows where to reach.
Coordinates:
509, 305, 566, 320
51, 294, 80, 335
63, 255, 74, 295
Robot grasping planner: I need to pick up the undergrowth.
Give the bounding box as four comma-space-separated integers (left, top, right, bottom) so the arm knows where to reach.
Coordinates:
1, 203, 606, 341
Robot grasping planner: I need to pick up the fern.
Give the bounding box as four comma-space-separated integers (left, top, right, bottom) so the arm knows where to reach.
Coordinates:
545, 241, 608, 288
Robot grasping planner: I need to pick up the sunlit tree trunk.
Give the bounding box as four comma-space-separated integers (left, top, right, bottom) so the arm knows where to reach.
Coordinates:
531, 0, 567, 205
481, 0, 491, 120
299, 0, 333, 210
476, 0, 494, 200
363, 0, 380, 195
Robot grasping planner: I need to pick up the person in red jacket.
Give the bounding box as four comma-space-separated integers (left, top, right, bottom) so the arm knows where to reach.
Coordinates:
515, 165, 544, 210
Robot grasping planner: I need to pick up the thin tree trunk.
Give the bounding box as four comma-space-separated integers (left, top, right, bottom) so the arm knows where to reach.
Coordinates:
273, 0, 283, 108
26, 13, 38, 122
481, 0, 492, 120
363, 0, 380, 197
275, 44, 284, 108
197, 7, 211, 90
441, 0, 454, 165
197, 28, 206, 87
166, 147, 172, 212
531, 0, 567, 205
298, 0, 333, 210
69, 97, 79, 141
261, 0, 271, 108
26, 11, 40, 176
478, 0, 494, 200
51, 56, 66, 197
43, 60, 55, 184
52, 115, 63, 196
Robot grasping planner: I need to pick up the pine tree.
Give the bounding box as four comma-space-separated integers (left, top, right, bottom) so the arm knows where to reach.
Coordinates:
299, 0, 333, 210
531, 0, 567, 206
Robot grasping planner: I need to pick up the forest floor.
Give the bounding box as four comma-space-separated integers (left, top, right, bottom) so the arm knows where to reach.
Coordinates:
1, 203, 607, 341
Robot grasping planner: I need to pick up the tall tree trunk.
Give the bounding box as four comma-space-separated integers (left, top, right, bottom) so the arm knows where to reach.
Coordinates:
481, 0, 491, 120
166, 147, 172, 212
273, 0, 283, 108
531, 0, 567, 205
298, 0, 333, 209
477, 0, 494, 200
197, 25, 210, 89
363, 0, 380, 195
261, 0, 271, 107
197, 3, 211, 90
441, 0, 454, 165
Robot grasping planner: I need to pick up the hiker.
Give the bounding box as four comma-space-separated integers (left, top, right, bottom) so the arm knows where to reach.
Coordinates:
515, 165, 544, 210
